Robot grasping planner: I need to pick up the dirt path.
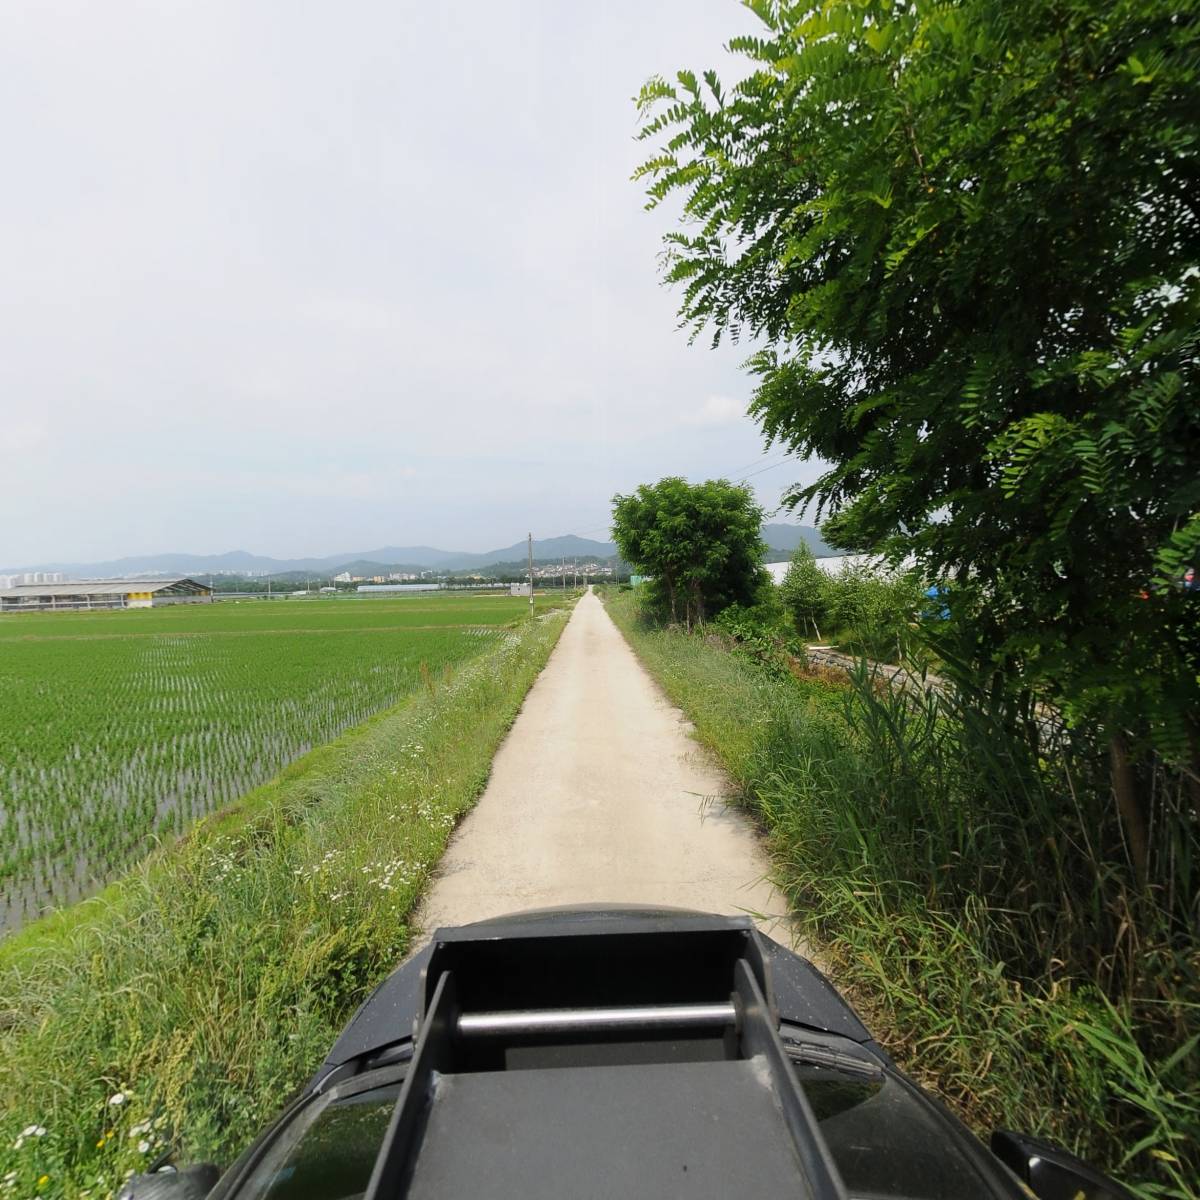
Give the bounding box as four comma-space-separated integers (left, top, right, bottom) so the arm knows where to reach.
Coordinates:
416, 589, 794, 943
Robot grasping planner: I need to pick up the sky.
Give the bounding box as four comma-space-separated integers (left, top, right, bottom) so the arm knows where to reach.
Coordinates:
1, 0, 823, 566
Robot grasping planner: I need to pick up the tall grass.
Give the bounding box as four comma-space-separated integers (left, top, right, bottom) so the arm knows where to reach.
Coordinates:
0, 608, 569, 1199
605, 589, 1198, 1199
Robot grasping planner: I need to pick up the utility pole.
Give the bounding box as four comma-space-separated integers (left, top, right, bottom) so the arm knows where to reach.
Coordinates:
527, 533, 534, 611
562, 557, 566, 590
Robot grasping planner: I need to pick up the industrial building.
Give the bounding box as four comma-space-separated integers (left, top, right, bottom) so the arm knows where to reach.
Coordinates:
0, 577, 213, 612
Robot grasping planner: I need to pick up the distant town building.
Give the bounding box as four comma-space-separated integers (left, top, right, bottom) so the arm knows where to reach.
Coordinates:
0, 577, 213, 612
333, 572, 352, 583
357, 582, 441, 594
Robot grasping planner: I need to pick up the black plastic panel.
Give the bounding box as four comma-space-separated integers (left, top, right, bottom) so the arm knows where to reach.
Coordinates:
406, 1059, 812, 1199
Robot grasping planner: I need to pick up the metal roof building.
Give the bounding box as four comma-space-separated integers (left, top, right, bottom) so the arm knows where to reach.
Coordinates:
0, 577, 213, 612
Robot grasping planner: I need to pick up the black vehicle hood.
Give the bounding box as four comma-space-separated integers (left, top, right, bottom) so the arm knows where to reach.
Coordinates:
312, 906, 874, 1085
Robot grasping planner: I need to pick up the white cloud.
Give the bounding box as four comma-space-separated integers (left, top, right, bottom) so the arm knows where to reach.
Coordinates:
0, 0, 786, 564
0, 419, 49, 455
682, 395, 749, 428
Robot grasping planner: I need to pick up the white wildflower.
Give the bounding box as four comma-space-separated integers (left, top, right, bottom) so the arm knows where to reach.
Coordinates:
108, 1093, 126, 1107
138, 1140, 151, 1154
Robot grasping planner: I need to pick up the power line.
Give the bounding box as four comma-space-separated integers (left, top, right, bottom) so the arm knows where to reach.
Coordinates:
725, 450, 793, 480
736, 457, 795, 483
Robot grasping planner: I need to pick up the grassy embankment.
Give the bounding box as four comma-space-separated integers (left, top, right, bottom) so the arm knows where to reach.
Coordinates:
604, 588, 1197, 1200
0, 604, 571, 1198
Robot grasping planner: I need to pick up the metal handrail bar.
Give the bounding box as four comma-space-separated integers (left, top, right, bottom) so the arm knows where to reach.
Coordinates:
457, 1002, 736, 1038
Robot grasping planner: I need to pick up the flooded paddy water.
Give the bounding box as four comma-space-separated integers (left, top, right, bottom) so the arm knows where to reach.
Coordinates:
0, 594, 545, 935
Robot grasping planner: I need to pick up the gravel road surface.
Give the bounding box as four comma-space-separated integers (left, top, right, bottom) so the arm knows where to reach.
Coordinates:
415, 589, 793, 942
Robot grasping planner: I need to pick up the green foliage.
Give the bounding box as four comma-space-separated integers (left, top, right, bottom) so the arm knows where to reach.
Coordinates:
712, 602, 798, 679
0, 607, 570, 1198
778, 543, 832, 640
605, 589, 1199, 1198
826, 561, 927, 661
635, 0, 1200, 768
611, 476, 768, 628
779, 548, 927, 661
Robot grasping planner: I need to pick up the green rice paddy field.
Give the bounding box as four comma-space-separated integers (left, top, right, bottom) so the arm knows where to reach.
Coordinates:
0, 594, 551, 933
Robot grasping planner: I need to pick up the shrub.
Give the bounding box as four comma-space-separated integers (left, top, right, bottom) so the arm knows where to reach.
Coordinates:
825, 562, 926, 662
780, 552, 928, 663
711, 603, 796, 679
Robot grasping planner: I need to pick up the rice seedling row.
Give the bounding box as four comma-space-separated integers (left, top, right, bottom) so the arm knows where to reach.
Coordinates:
0, 599, 529, 931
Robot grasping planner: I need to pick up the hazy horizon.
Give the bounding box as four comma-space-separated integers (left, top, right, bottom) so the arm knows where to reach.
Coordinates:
2, 1, 824, 566
2, 518, 831, 574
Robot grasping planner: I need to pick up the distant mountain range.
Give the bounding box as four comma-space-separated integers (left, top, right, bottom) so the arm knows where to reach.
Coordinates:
4, 525, 831, 579
760, 523, 832, 562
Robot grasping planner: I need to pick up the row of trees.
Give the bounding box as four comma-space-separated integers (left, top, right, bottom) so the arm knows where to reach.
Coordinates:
781, 545, 926, 656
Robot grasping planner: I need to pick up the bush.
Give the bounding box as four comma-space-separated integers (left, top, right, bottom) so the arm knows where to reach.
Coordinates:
711, 603, 797, 680
825, 562, 927, 662
780, 550, 928, 663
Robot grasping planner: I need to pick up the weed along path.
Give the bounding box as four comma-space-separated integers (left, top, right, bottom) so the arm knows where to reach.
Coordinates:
416, 589, 794, 942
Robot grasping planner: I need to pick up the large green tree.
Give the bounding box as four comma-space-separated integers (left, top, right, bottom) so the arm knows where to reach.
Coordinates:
611, 477, 767, 628
636, 0, 1200, 863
